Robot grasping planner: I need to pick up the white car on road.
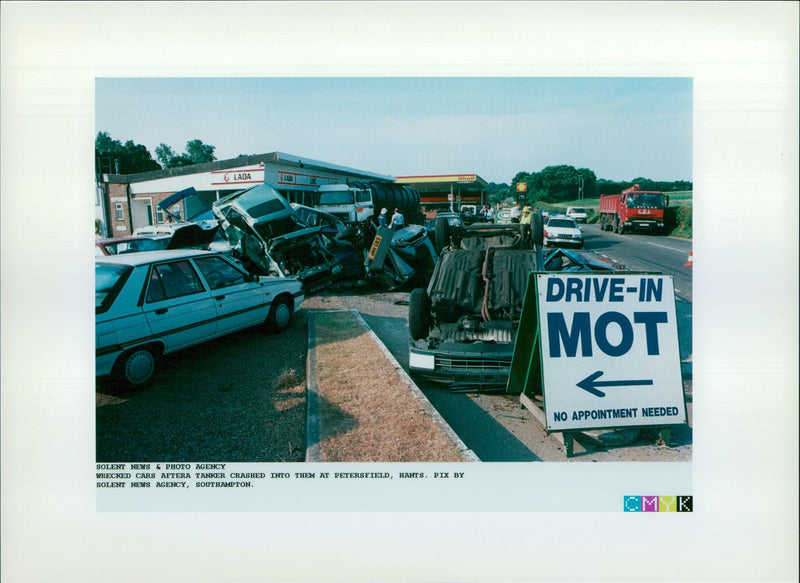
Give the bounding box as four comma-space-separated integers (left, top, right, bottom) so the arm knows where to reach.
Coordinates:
542, 217, 584, 248
96, 249, 304, 388
566, 206, 588, 223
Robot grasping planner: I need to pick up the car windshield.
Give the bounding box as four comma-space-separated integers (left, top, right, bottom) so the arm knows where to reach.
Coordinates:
319, 192, 355, 205
548, 219, 577, 228
96, 263, 132, 313
627, 193, 665, 208
570, 208, 586, 213
254, 216, 302, 240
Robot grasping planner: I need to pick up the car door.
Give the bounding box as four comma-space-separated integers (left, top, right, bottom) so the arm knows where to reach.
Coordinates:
192, 255, 271, 335
143, 259, 218, 351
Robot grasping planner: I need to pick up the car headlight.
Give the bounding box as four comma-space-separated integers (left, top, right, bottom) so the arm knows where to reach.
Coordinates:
409, 351, 435, 371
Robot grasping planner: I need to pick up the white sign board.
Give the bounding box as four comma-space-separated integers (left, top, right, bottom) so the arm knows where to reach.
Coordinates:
536, 273, 686, 431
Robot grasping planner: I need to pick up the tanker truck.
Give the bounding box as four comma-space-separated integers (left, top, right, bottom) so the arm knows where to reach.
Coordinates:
599, 184, 669, 234
315, 182, 422, 226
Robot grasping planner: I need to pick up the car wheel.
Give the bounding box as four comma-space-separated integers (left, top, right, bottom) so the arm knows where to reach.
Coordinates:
434, 217, 450, 254
267, 295, 293, 332
531, 214, 544, 247
576, 241, 584, 249
115, 346, 158, 389
408, 288, 432, 340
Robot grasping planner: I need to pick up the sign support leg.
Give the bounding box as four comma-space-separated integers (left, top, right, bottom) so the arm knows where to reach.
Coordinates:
563, 432, 575, 458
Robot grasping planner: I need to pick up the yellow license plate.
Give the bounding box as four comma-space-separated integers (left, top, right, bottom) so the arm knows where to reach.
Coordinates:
368, 235, 382, 259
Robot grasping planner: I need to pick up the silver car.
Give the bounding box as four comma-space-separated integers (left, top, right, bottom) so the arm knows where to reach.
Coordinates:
96, 249, 304, 389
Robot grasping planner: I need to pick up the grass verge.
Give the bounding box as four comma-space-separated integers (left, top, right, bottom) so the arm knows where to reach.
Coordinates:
311, 311, 466, 462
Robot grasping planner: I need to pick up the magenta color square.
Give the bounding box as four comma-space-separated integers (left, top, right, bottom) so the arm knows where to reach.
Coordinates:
642, 495, 659, 512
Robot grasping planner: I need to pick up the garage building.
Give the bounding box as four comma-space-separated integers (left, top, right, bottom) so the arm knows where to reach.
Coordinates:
96, 152, 394, 237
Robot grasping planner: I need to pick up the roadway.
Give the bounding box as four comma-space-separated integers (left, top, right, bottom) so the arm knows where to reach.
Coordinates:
579, 223, 693, 302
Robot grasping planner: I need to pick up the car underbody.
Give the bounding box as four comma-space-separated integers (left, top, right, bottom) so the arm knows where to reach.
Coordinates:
408, 218, 622, 390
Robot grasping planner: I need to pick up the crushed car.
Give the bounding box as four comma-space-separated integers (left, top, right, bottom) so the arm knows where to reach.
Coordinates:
407, 216, 624, 390
293, 202, 438, 290
212, 184, 343, 292
364, 224, 439, 290
97, 223, 221, 256
156, 186, 230, 253
291, 203, 368, 281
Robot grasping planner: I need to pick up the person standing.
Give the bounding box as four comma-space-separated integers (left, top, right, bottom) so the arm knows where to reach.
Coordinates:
510, 203, 521, 223
486, 205, 494, 222
390, 208, 404, 230
521, 205, 532, 224
377, 207, 389, 228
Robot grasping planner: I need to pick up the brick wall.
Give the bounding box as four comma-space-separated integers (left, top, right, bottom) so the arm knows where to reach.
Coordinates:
107, 183, 131, 236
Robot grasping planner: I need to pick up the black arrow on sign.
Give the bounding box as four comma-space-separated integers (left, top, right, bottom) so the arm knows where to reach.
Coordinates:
577, 371, 654, 398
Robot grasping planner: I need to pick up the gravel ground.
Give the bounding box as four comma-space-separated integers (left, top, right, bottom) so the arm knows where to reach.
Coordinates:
96, 316, 309, 462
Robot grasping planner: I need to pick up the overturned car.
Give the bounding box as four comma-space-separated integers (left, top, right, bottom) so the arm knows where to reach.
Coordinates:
407, 217, 624, 389
212, 184, 342, 292
292, 203, 439, 290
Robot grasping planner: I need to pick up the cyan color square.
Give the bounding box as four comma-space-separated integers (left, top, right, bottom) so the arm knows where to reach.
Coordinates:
623, 496, 641, 512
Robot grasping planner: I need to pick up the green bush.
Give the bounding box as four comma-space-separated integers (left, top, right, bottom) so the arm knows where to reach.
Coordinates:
666, 205, 693, 238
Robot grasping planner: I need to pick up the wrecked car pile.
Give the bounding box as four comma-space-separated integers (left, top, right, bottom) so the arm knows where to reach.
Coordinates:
212, 184, 343, 293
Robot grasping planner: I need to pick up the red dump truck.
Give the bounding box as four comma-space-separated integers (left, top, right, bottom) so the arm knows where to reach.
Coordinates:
598, 184, 669, 234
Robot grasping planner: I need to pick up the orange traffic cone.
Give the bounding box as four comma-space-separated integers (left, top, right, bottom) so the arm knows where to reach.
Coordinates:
684, 251, 693, 268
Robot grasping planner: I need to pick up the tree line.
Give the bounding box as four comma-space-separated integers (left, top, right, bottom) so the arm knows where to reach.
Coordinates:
95, 132, 218, 175
96, 132, 692, 201
484, 165, 692, 205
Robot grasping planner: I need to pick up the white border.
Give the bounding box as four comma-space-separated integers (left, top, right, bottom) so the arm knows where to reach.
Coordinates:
2, 2, 798, 582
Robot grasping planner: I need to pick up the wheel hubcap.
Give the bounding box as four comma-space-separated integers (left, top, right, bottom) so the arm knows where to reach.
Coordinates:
126, 350, 154, 384
274, 303, 291, 328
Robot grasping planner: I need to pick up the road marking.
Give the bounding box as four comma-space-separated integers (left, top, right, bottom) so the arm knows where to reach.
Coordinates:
645, 240, 687, 254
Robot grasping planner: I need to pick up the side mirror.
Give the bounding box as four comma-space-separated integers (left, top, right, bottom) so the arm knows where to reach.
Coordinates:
665, 195, 670, 207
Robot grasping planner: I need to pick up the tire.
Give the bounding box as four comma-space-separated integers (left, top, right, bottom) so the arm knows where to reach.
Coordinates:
531, 214, 544, 247
114, 345, 158, 389
408, 288, 432, 340
434, 217, 450, 254
267, 295, 293, 332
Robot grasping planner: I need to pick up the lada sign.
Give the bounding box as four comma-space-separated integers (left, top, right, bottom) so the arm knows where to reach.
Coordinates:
517, 272, 686, 432
211, 165, 265, 187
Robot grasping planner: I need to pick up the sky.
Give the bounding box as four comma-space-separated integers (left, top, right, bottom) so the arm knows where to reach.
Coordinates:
95, 77, 692, 184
